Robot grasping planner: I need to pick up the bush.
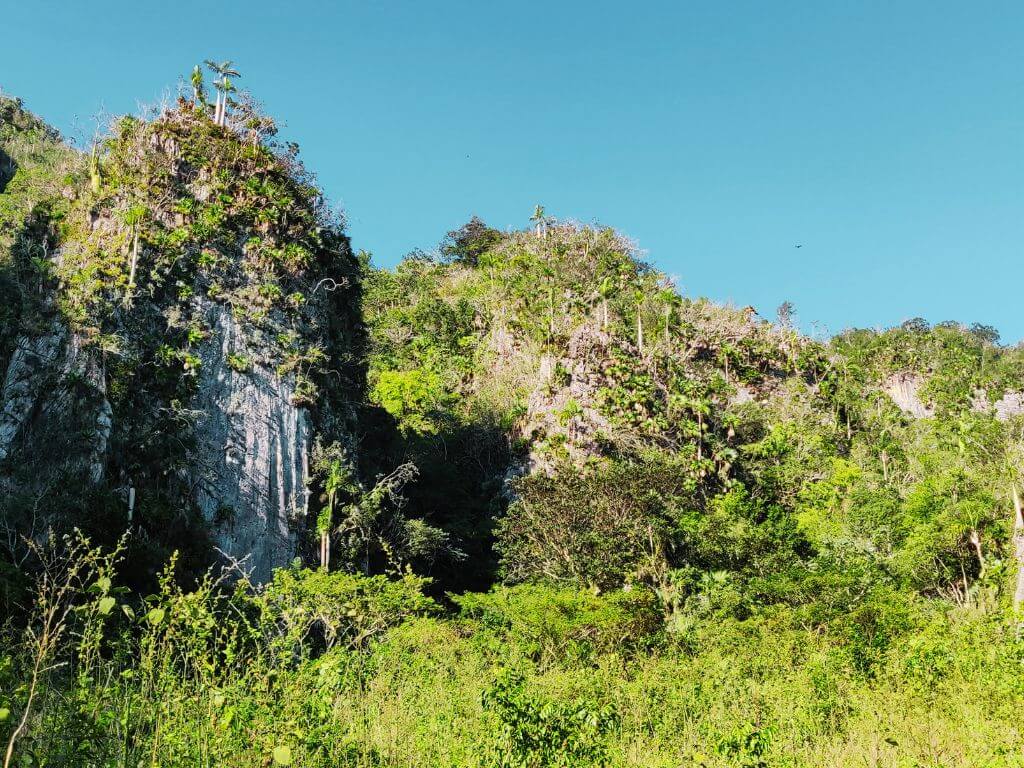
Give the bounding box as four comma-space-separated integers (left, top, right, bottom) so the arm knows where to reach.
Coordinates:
482, 668, 617, 768
453, 583, 662, 665
257, 566, 438, 654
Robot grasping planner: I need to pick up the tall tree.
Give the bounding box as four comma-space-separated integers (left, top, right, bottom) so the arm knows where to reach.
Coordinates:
530, 204, 547, 238
204, 60, 241, 126
190, 65, 206, 105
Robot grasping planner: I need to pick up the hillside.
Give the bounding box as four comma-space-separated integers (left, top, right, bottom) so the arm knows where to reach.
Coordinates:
2, 78, 1024, 767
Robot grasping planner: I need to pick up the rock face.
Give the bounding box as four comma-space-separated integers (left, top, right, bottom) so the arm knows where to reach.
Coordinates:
992, 392, 1024, 421
881, 373, 1024, 422
883, 373, 934, 418
190, 303, 311, 582
0, 316, 112, 487
0, 301, 330, 582
968, 390, 1024, 421
521, 326, 624, 472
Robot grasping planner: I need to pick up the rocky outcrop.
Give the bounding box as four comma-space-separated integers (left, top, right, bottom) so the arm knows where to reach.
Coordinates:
0, 99, 363, 582
189, 302, 311, 582
882, 373, 1024, 422
993, 392, 1024, 420
883, 373, 934, 418
522, 326, 622, 472
0, 316, 111, 486
968, 389, 1024, 421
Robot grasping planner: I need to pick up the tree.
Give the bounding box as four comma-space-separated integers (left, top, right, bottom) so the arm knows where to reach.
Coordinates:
776, 301, 794, 328
204, 60, 241, 126
312, 443, 359, 571
634, 289, 646, 354
657, 284, 678, 344
530, 204, 548, 238
597, 276, 615, 330
88, 145, 101, 194
190, 65, 206, 105
969, 323, 1000, 346
1013, 484, 1024, 612
440, 216, 502, 267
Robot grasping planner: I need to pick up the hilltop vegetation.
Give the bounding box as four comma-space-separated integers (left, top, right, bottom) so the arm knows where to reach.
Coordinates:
2, 77, 1024, 767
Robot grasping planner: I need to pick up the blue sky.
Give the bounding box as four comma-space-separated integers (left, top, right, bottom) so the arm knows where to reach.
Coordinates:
3, 1, 1022, 340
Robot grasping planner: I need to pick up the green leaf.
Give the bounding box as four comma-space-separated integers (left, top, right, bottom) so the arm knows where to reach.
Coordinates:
272, 745, 292, 765
0, 708, 9, 722
96, 576, 111, 594
98, 596, 116, 615
146, 607, 166, 625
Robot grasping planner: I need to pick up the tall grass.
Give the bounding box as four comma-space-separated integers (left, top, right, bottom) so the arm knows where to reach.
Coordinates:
2, 538, 1023, 767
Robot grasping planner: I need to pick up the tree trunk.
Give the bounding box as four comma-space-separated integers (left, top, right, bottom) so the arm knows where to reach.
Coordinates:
128, 232, 139, 289
969, 529, 984, 578
548, 285, 554, 343
636, 314, 644, 354
1012, 484, 1024, 612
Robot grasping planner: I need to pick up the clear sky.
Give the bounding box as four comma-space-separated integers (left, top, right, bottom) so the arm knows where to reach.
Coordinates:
3, 1, 1022, 340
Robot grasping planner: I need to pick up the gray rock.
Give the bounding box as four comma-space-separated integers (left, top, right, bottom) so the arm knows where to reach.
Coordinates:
189, 303, 311, 582
971, 390, 1024, 421
994, 392, 1024, 420
883, 373, 934, 418
0, 318, 111, 484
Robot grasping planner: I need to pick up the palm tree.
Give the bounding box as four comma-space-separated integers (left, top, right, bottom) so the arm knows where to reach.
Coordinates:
656, 285, 677, 344
190, 65, 206, 105
204, 60, 241, 126
634, 289, 647, 354
597, 276, 615, 330
1012, 481, 1024, 612
89, 145, 101, 194
319, 456, 358, 570
219, 78, 239, 126
530, 204, 547, 238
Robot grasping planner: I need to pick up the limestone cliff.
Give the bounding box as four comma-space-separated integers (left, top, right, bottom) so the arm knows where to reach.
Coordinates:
0, 97, 363, 580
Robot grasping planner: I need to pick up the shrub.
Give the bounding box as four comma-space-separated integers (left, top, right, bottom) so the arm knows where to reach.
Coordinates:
482, 668, 617, 768
453, 583, 662, 665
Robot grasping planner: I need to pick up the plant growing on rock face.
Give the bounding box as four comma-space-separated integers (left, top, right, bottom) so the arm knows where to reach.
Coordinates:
226, 353, 251, 373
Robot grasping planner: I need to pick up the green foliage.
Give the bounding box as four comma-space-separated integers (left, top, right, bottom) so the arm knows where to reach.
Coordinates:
482, 669, 618, 767
259, 566, 437, 653
5, 539, 1024, 767
441, 216, 504, 267
496, 455, 695, 588
454, 584, 663, 664
226, 352, 251, 372
371, 367, 451, 433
